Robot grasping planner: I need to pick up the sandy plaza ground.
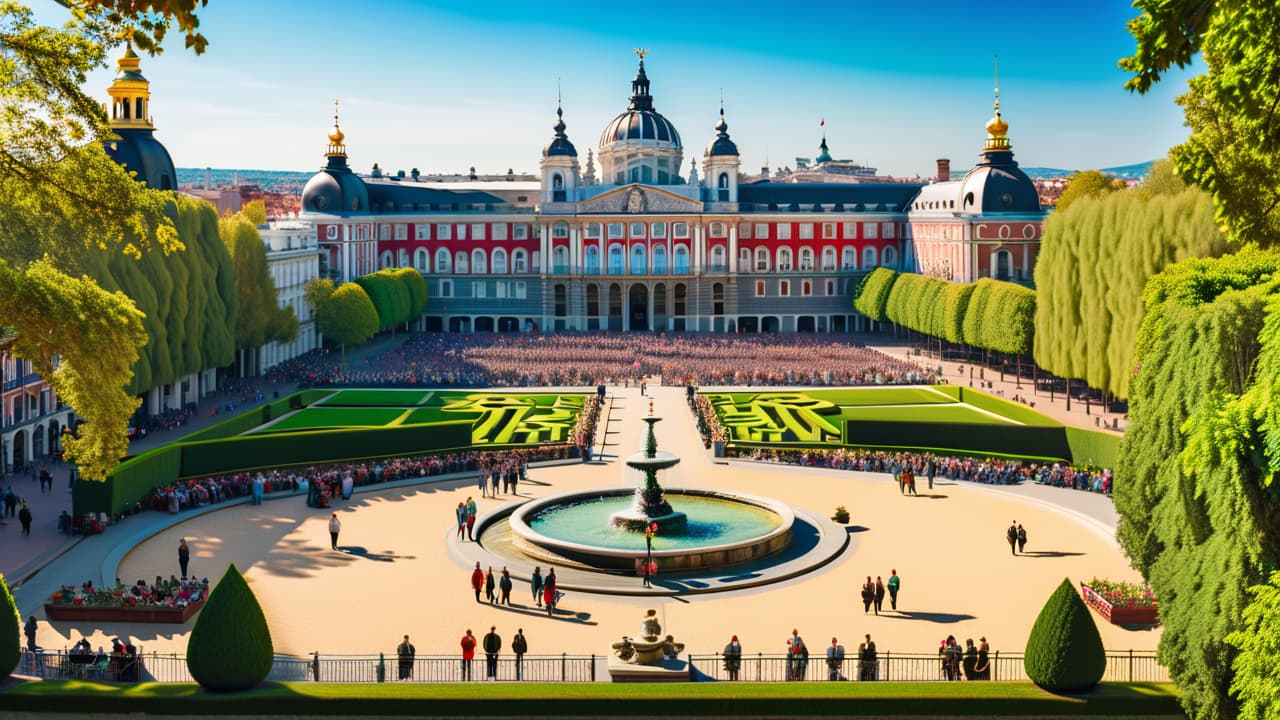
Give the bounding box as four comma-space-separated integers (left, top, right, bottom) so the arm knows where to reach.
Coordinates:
23, 383, 1156, 660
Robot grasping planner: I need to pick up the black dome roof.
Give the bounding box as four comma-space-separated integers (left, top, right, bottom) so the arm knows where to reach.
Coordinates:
105, 128, 176, 191
705, 110, 738, 156
302, 156, 369, 214
543, 106, 578, 157
600, 109, 681, 148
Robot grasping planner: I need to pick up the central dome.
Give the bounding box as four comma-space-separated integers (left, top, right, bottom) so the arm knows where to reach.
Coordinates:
597, 55, 685, 185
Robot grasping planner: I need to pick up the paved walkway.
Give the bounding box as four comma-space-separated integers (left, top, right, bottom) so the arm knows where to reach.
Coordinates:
17, 383, 1154, 662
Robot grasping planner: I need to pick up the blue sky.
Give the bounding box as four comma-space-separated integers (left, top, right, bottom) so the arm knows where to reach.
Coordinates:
39, 0, 1198, 177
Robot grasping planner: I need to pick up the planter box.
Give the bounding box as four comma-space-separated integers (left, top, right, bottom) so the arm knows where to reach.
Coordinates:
44, 598, 204, 624
1081, 583, 1158, 626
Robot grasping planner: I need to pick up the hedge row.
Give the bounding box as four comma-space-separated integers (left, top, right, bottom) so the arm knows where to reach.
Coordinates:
74, 444, 182, 518
935, 387, 1061, 427
842, 419, 1073, 461
180, 390, 334, 443
853, 268, 899, 322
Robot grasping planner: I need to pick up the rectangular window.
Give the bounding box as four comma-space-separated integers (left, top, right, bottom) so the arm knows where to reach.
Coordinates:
440, 279, 453, 298
495, 281, 508, 299
651, 222, 667, 238
799, 223, 814, 240
882, 222, 895, 239
415, 224, 430, 241
608, 223, 624, 239
457, 224, 467, 241
780, 279, 791, 296
630, 222, 646, 238
326, 225, 339, 240
738, 223, 752, 239
515, 281, 527, 299
709, 222, 725, 237
513, 224, 528, 240
801, 280, 811, 297
825, 280, 835, 296
673, 222, 689, 238
585, 223, 601, 239
755, 223, 768, 239
842, 222, 856, 239
379, 224, 392, 241
865, 222, 879, 240
394, 224, 408, 241
473, 281, 487, 299
436, 224, 452, 241
756, 280, 766, 296
776, 223, 792, 240
471, 224, 486, 241
822, 223, 836, 239
491, 223, 508, 241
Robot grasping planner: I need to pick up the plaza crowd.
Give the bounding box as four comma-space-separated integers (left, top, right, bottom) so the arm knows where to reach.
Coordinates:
736, 447, 1112, 495
266, 333, 937, 388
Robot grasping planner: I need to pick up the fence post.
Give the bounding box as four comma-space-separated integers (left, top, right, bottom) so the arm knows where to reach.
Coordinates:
885, 651, 890, 682
758, 651, 763, 682
377, 653, 386, 683
591, 654, 596, 682
993, 651, 999, 682
311, 652, 319, 682
1128, 649, 1133, 682
561, 652, 566, 682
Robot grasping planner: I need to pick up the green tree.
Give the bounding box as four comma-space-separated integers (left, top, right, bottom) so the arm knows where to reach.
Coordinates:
1121, 0, 1280, 247
186, 564, 273, 691
1054, 170, 1118, 213
318, 282, 378, 361
1, 573, 19, 677
1023, 578, 1106, 692
940, 282, 975, 344
391, 266, 428, 323
853, 267, 898, 322
219, 211, 297, 374
355, 270, 410, 332
1139, 157, 1187, 199
1227, 572, 1280, 720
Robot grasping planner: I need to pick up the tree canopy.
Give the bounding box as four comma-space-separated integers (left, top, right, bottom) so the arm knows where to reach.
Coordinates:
316, 281, 378, 350
1054, 170, 1120, 213
856, 271, 1034, 355
220, 210, 297, 352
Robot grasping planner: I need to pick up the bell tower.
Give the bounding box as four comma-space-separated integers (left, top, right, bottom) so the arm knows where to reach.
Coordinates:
106, 44, 154, 130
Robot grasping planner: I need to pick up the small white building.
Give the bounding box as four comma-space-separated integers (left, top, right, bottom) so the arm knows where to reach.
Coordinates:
258, 219, 322, 371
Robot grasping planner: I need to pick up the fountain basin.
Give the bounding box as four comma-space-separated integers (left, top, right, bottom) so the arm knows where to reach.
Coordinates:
509, 488, 794, 571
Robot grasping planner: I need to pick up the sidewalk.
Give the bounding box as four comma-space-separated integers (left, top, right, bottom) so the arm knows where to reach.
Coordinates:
0, 376, 299, 584
867, 339, 1127, 434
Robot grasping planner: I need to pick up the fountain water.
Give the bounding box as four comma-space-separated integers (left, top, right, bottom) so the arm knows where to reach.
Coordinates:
609, 403, 687, 533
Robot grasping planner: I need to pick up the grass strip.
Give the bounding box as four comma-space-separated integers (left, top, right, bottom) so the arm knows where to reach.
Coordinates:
0, 680, 1183, 716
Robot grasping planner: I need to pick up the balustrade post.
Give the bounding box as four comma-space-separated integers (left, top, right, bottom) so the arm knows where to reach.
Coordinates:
561, 652, 566, 681
885, 651, 890, 681
377, 653, 386, 683
591, 654, 596, 682
757, 651, 763, 682
993, 651, 999, 681
1129, 649, 1134, 682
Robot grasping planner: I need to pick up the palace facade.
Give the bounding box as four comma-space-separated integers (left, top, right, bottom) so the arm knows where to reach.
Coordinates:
301, 54, 1045, 335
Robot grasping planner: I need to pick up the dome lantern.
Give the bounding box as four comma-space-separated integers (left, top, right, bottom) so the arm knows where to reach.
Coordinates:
326, 99, 347, 158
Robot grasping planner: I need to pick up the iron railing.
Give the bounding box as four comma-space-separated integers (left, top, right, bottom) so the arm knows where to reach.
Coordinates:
688, 650, 1169, 683
17, 650, 597, 684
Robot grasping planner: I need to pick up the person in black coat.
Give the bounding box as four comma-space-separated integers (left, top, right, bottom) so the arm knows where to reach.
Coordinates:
18, 501, 33, 536
860, 577, 874, 613
482, 626, 502, 680
511, 629, 528, 680
396, 635, 415, 680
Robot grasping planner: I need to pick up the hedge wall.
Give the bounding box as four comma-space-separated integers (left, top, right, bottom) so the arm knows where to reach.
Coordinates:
935, 386, 1061, 427
853, 268, 899, 322
841, 419, 1073, 461
1064, 427, 1122, 469
74, 444, 182, 517
180, 390, 334, 443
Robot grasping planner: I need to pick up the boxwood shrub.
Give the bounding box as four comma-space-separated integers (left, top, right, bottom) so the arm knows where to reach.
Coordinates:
1, 574, 20, 677
187, 564, 273, 691
1024, 577, 1106, 692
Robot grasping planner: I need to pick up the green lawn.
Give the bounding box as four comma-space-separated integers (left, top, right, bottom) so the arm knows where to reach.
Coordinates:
0, 680, 1184, 717
318, 389, 433, 407
254, 407, 410, 433
837, 404, 1020, 425
717, 388, 955, 407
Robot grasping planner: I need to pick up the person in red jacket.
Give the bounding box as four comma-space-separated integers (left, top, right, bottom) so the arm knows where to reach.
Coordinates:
470, 562, 484, 603
459, 629, 477, 681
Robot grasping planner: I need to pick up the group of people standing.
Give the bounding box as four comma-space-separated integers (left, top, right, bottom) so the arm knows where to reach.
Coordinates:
471, 563, 560, 616
456, 626, 531, 681
940, 635, 991, 680
860, 571, 902, 615
722, 630, 881, 682
477, 457, 527, 498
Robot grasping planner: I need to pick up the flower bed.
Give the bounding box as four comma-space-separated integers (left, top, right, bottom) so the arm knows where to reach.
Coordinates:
46, 581, 207, 624
1081, 579, 1159, 626
44, 598, 205, 624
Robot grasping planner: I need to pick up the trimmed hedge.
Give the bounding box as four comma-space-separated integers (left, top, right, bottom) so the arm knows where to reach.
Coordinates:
935, 386, 1061, 427
853, 268, 899, 321
74, 444, 182, 518
842, 420, 1072, 461
1025, 578, 1106, 692
181, 390, 334, 443
187, 564, 272, 691
1064, 427, 1122, 469
1, 573, 19, 677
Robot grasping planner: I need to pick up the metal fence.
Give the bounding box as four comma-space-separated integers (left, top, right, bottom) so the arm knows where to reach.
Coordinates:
688, 650, 1169, 683
17, 650, 597, 684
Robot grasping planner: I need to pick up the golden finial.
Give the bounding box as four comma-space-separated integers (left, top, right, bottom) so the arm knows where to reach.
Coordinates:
985, 54, 1010, 147
117, 40, 142, 73
328, 99, 345, 145
634, 48, 648, 61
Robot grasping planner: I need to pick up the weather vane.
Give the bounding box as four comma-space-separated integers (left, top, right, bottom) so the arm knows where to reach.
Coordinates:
333, 98, 340, 123
634, 48, 648, 61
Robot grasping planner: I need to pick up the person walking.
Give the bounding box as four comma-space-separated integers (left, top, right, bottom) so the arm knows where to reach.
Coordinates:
252, 473, 264, 505
470, 562, 484, 602
826, 637, 846, 681
905, 470, 917, 496
791, 629, 808, 680
459, 629, 476, 681
543, 568, 557, 616
18, 501, 32, 536
24, 615, 38, 652
498, 567, 513, 605
455, 502, 468, 540
178, 538, 191, 579
873, 576, 886, 615
396, 634, 416, 680
861, 576, 874, 613
478, 468, 488, 498
482, 626, 502, 681
511, 629, 528, 680
723, 635, 742, 681
1017, 523, 1028, 554
485, 567, 496, 604
887, 570, 901, 610
927, 459, 936, 490
327, 513, 342, 550
1006, 521, 1018, 555
530, 566, 544, 607
465, 497, 478, 541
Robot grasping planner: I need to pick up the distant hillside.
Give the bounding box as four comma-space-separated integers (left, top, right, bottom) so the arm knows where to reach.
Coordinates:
177, 167, 311, 191
1019, 160, 1155, 181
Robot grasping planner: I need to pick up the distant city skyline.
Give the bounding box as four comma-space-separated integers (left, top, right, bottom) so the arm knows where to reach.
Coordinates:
37, 0, 1199, 178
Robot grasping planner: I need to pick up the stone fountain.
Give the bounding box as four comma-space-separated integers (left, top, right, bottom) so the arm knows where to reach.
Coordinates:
609, 402, 687, 533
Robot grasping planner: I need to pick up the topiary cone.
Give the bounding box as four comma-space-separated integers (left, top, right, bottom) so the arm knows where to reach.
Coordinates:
186, 564, 273, 691
1024, 577, 1106, 692
1, 574, 20, 677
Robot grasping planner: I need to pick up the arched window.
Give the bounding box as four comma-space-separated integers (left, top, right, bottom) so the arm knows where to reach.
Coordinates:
712, 282, 725, 316
585, 245, 600, 274
740, 247, 751, 273
454, 251, 469, 274
822, 246, 837, 271
398, 249, 410, 268
492, 248, 508, 274
674, 283, 687, 315
552, 173, 565, 202
414, 248, 429, 272
673, 244, 690, 274
630, 244, 647, 274
862, 246, 878, 269
435, 248, 451, 273
994, 249, 1013, 281
842, 246, 857, 270
717, 172, 730, 201
653, 245, 668, 274
755, 247, 769, 272
798, 246, 814, 271
553, 246, 569, 272
608, 243, 625, 275
380, 250, 394, 269
711, 245, 726, 271
777, 247, 793, 272
512, 249, 528, 274
881, 246, 898, 269
471, 248, 487, 274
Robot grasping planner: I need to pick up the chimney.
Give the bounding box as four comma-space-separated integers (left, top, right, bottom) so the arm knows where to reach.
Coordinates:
936, 158, 950, 182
